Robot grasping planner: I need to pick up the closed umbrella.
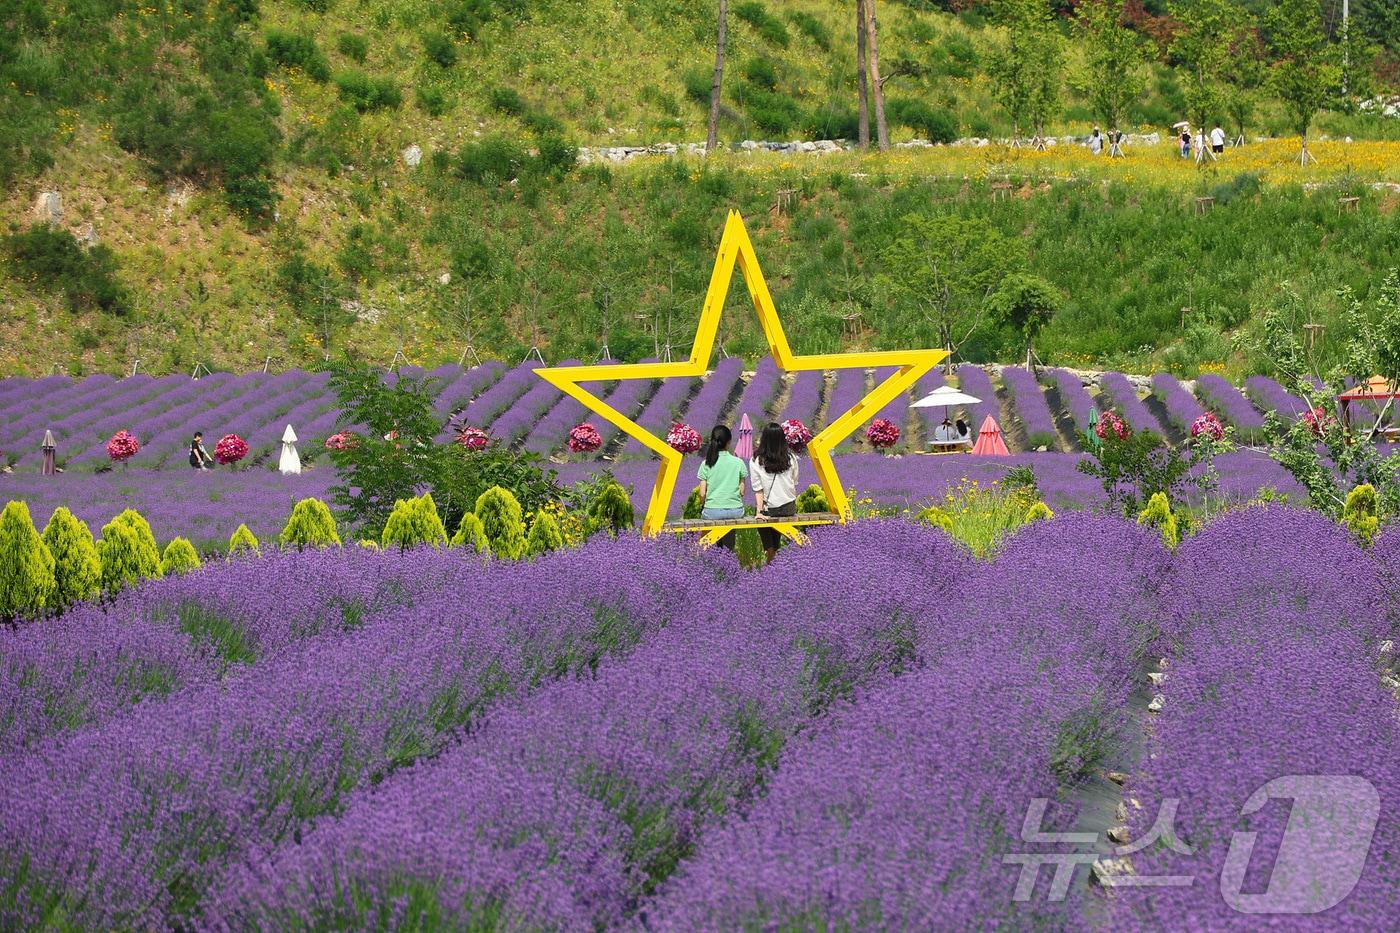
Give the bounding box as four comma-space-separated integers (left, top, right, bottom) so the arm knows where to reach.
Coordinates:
1086, 406, 1101, 451
279, 424, 302, 475
42, 430, 56, 476
971, 415, 1010, 456
734, 412, 754, 461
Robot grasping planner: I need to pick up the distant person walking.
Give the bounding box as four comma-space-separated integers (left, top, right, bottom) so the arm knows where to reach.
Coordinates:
750, 423, 799, 564
696, 424, 747, 551
1179, 128, 1191, 158
1088, 127, 1103, 155
1194, 128, 1206, 161
1210, 124, 1226, 154
189, 431, 215, 470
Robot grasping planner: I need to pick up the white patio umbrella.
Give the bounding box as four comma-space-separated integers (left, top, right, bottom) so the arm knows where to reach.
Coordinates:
279, 424, 301, 475
913, 386, 981, 444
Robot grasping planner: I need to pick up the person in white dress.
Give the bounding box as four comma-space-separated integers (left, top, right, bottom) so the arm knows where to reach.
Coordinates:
750, 423, 800, 565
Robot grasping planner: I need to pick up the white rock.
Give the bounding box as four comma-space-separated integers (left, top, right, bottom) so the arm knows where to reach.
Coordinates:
33, 191, 62, 223
438, 272, 451, 285
1147, 694, 1165, 713
1380, 640, 1394, 656
1092, 858, 1135, 888
402, 144, 422, 168
1147, 671, 1166, 686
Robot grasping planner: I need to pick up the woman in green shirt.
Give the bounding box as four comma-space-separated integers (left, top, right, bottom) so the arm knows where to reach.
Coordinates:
696, 424, 747, 551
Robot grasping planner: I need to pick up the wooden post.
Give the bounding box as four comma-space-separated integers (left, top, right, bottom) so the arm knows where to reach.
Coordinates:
1193, 196, 1214, 215
1338, 196, 1360, 214
705, 0, 727, 153
863, 0, 889, 151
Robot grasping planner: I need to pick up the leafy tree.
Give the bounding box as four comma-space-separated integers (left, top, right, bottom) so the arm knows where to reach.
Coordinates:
1266, 0, 1341, 164
41, 507, 101, 610
1078, 429, 1220, 515
878, 214, 1023, 364
1073, 0, 1147, 131
381, 493, 449, 550
1168, 0, 1237, 128
279, 498, 342, 550
0, 501, 56, 622
475, 486, 527, 559
228, 523, 261, 557
987, 273, 1060, 370
160, 538, 203, 575
986, 0, 1061, 143
526, 509, 565, 556
1221, 20, 1266, 143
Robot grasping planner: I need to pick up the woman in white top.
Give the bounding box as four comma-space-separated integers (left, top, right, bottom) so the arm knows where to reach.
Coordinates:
750, 423, 800, 564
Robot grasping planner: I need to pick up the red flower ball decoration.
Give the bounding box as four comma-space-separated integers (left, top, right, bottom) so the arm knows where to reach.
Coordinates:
781, 418, 813, 451
214, 433, 249, 465
106, 430, 140, 462
456, 427, 491, 451
1095, 410, 1129, 441
866, 418, 900, 450
1190, 411, 1224, 442
1302, 406, 1334, 437
324, 432, 359, 451
665, 422, 702, 454
567, 423, 603, 453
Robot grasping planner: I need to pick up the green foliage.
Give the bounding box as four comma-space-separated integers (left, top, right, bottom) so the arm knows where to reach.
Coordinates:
457, 135, 527, 183
586, 482, 635, 537
417, 86, 450, 117
986, 0, 1062, 138
447, 0, 497, 39
279, 498, 342, 550
918, 478, 1037, 558
1342, 484, 1380, 546
97, 514, 161, 596
0, 501, 56, 622
422, 31, 458, 69
227, 523, 261, 557
160, 537, 203, 575
1025, 500, 1054, 522
475, 486, 527, 559
1072, 0, 1146, 129
1136, 491, 1180, 548
489, 86, 527, 115
988, 274, 1060, 366
536, 136, 579, 178
41, 507, 101, 610
450, 511, 488, 552
683, 486, 704, 520
915, 504, 954, 531
335, 70, 402, 112
795, 484, 829, 513
742, 57, 778, 91
885, 99, 958, 143
526, 509, 566, 556
1078, 429, 1216, 516
381, 493, 450, 551
734, 2, 790, 47
266, 30, 331, 82
1266, 0, 1341, 142
743, 88, 803, 136
1168, 0, 1239, 127
336, 33, 369, 62
3, 224, 129, 315
787, 11, 831, 50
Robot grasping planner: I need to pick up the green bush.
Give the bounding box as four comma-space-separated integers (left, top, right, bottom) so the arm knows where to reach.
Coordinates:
265, 31, 331, 82
160, 537, 203, 575
223, 175, 278, 224
417, 86, 450, 117
447, 0, 496, 38
734, 1, 789, 47
457, 135, 526, 183
586, 482, 635, 537
522, 109, 564, 135
744, 88, 802, 136
3, 224, 129, 315
335, 70, 402, 112
1136, 492, 1180, 548
804, 103, 859, 140
915, 504, 954, 532
381, 493, 449, 550
1342, 483, 1379, 546
475, 486, 527, 559
228, 523, 261, 557
795, 484, 829, 513
787, 11, 831, 50
536, 136, 578, 177
336, 33, 369, 62
0, 501, 56, 622
422, 31, 457, 68
681, 69, 711, 105
113, 508, 161, 561
450, 511, 488, 552
488, 86, 526, 115
97, 514, 161, 596
742, 57, 778, 91
40, 506, 100, 610
279, 498, 342, 550
291, 0, 331, 11
683, 485, 704, 519
526, 509, 565, 556
1025, 501, 1055, 523
886, 99, 958, 143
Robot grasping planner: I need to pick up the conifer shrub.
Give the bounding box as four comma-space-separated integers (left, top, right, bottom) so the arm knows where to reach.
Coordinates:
587, 482, 635, 537
450, 512, 489, 553
1136, 492, 1180, 548
228, 524, 261, 558
0, 501, 57, 622
160, 538, 203, 576
97, 516, 161, 596
474, 486, 526, 559
279, 498, 342, 550
526, 509, 565, 557
1342, 483, 1380, 547
796, 484, 829, 513
1025, 501, 1055, 523
40, 507, 100, 610
381, 493, 449, 551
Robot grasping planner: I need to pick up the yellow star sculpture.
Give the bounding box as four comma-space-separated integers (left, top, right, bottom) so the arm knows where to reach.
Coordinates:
535, 210, 946, 537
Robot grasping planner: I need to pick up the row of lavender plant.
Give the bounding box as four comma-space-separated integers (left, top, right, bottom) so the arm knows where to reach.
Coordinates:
654, 356, 744, 445
727, 356, 782, 428
1116, 508, 1400, 928
1001, 365, 1059, 449
451, 363, 538, 434
1243, 374, 1309, 418
525, 366, 619, 454
776, 368, 824, 428
489, 361, 573, 445
646, 514, 1166, 929
1098, 372, 1167, 435
211, 522, 969, 930
911, 368, 947, 438
0, 537, 734, 930
1150, 372, 1206, 437
824, 366, 872, 450
1195, 373, 1266, 442
1048, 369, 1098, 434
618, 370, 702, 457
0, 547, 470, 752
1, 374, 121, 449
14, 375, 183, 467
954, 363, 1002, 431
592, 361, 660, 450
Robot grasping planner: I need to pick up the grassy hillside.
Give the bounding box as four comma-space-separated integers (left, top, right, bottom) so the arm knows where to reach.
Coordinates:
3, 0, 1400, 378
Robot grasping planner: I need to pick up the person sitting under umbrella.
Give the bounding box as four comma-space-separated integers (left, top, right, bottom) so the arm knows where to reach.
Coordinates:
955, 418, 971, 443
934, 417, 958, 443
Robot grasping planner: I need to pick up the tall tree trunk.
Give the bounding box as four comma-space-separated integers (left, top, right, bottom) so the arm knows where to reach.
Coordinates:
706, 0, 728, 153
864, 0, 889, 151
856, 0, 870, 148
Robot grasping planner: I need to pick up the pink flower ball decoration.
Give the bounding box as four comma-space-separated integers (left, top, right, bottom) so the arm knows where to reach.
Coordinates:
1190, 411, 1224, 442
106, 430, 140, 462
665, 422, 702, 454
1095, 410, 1129, 441
456, 427, 491, 451
324, 432, 359, 451
1301, 406, 1333, 437
567, 422, 603, 453
865, 418, 900, 450
780, 418, 813, 451
214, 433, 249, 465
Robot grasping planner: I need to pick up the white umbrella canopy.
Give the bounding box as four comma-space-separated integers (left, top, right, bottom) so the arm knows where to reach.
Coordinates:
912, 386, 981, 409
279, 423, 301, 475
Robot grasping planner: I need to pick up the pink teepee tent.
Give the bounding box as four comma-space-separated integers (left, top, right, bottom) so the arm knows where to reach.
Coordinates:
971, 415, 1010, 456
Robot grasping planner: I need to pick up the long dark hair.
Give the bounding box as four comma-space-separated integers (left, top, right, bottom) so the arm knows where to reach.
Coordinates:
704, 424, 732, 468
755, 423, 791, 474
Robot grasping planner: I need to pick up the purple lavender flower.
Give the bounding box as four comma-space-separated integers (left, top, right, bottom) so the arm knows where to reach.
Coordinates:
1001, 366, 1059, 449
1099, 372, 1167, 436
1196, 373, 1266, 441
1150, 372, 1206, 436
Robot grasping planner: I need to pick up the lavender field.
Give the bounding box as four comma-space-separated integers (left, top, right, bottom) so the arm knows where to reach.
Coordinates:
0, 364, 1326, 548
2, 510, 1398, 929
